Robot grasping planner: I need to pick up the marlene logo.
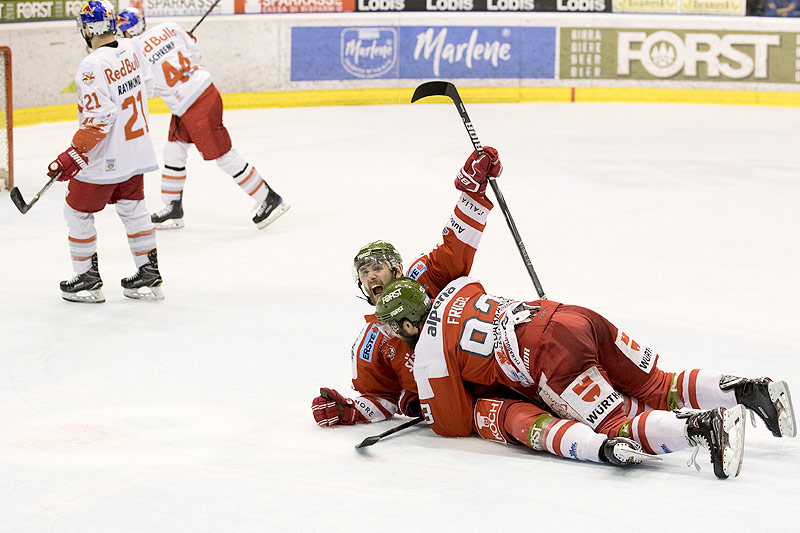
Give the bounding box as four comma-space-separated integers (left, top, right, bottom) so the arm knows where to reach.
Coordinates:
340, 27, 397, 79
413, 28, 513, 77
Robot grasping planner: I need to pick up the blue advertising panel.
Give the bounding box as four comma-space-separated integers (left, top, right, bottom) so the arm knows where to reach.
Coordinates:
291, 25, 556, 81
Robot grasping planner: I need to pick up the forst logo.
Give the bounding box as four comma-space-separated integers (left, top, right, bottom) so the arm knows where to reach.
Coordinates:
16, 1, 54, 19
618, 30, 780, 79
382, 288, 403, 302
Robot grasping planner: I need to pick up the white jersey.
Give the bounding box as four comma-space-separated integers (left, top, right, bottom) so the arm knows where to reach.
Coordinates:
135, 21, 214, 117
74, 39, 158, 185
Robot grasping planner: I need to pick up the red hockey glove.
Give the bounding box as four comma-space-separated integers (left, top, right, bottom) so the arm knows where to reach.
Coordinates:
398, 389, 421, 417
48, 147, 88, 181
312, 388, 357, 427
455, 146, 502, 195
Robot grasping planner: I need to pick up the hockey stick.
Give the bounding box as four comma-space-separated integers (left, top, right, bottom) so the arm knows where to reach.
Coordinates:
9, 175, 58, 214
189, 0, 222, 34
355, 416, 425, 449
411, 81, 546, 300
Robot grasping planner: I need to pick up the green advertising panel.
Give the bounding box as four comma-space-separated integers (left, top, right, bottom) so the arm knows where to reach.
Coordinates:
561, 27, 800, 84
0, 0, 118, 23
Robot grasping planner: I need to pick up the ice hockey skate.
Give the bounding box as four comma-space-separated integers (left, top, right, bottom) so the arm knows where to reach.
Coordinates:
684, 405, 746, 479
253, 189, 290, 229
121, 249, 164, 301
60, 252, 105, 304
720, 375, 796, 438
151, 199, 184, 229
601, 437, 661, 466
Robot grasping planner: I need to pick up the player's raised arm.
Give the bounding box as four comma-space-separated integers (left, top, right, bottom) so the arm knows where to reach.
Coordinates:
409, 147, 500, 297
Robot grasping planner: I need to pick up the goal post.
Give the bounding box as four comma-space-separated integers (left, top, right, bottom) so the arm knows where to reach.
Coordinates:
0, 46, 12, 191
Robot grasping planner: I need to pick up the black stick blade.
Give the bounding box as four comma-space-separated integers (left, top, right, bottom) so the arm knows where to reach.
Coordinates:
353, 416, 425, 450
411, 81, 453, 103
10, 187, 31, 214
355, 436, 381, 449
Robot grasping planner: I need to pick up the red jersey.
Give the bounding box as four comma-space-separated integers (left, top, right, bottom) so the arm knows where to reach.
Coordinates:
349, 191, 494, 423
413, 276, 529, 437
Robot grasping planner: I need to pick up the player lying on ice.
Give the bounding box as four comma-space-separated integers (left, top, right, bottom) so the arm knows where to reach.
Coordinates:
315, 145, 796, 478
312, 148, 647, 466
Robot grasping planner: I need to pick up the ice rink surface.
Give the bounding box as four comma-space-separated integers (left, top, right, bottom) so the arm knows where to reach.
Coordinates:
1, 101, 799, 531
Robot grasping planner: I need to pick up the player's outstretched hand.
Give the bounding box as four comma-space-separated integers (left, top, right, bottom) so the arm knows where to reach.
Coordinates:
455, 146, 502, 195
398, 389, 421, 417
48, 147, 88, 181
312, 387, 357, 427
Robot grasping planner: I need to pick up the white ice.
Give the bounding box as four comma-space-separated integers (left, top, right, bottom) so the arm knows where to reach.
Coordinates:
1, 102, 799, 532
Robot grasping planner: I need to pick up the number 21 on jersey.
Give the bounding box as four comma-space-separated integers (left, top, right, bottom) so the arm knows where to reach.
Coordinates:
121, 90, 149, 141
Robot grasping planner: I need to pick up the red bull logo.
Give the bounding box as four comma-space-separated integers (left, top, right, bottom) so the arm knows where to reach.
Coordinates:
80, 2, 94, 15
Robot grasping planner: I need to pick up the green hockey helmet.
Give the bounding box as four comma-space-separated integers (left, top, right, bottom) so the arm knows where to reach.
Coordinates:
352, 240, 403, 294
353, 240, 402, 274
375, 277, 431, 335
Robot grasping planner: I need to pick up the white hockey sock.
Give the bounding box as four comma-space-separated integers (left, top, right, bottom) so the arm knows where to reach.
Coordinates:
116, 200, 156, 268
161, 166, 186, 204
629, 410, 690, 455
64, 204, 97, 274
539, 418, 608, 463
676, 369, 735, 410
161, 141, 190, 204
216, 149, 269, 204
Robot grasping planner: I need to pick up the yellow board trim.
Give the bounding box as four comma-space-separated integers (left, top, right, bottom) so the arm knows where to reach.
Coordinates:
13, 87, 800, 127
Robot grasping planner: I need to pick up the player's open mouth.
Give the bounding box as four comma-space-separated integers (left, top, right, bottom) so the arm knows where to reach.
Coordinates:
371, 285, 384, 297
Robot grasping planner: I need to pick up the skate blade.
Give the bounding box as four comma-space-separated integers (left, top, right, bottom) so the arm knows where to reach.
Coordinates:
619, 448, 662, 463
154, 219, 185, 230
123, 286, 164, 301
255, 202, 290, 229
61, 289, 105, 304
769, 381, 796, 438
722, 404, 746, 478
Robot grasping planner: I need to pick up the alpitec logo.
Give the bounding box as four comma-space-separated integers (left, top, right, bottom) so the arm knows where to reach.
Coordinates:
340, 27, 397, 79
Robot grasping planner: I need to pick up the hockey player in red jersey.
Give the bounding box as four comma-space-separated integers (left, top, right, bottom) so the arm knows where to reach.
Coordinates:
51, 0, 163, 303
118, 8, 289, 230
312, 148, 648, 467
370, 144, 795, 479
375, 274, 795, 478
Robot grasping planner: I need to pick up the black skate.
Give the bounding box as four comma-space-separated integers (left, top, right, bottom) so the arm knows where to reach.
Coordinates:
121, 249, 164, 301
720, 375, 796, 438
684, 405, 746, 479
151, 199, 184, 229
253, 189, 290, 229
60, 252, 105, 304
600, 437, 658, 466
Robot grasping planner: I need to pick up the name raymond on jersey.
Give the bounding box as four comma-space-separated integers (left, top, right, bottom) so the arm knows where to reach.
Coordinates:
105, 55, 142, 84
117, 75, 142, 96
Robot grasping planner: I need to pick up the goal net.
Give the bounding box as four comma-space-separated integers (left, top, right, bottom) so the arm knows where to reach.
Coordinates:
0, 46, 12, 191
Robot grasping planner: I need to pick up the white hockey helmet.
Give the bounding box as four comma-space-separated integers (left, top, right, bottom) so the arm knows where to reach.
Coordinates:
118, 7, 146, 37
76, 0, 117, 39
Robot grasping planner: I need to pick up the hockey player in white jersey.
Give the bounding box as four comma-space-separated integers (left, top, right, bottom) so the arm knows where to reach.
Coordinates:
49, 0, 164, 303
118, 8, 290, 230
